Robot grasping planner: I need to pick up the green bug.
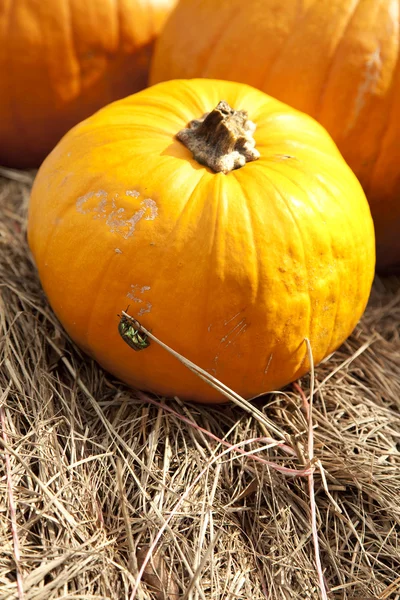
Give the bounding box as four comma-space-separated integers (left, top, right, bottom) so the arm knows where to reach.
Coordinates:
118, 314, 150, 351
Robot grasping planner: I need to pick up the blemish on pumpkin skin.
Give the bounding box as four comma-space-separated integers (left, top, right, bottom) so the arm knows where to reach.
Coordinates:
223, 309, 244, 326
75, 190, 158, 238
220, 318, 247, 346
93, 198, 108, 217
274, 154, 295, 161
76, 190, 108, 214
115, 248, 122, 254
264, 354, 273, 375
107, 197, 158, 238
127, 284, 152, 315
260, 353, 273, 387
220, 309, 248, 347
211, 311, 248, 375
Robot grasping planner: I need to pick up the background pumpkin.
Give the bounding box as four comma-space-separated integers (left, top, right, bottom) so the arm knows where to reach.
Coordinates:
150, 0, 400, 273
0, 0, 176, 168
28, 78, 375, 403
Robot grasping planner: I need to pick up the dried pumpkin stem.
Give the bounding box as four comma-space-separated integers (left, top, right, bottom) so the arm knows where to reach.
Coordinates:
176, 100, 260, 174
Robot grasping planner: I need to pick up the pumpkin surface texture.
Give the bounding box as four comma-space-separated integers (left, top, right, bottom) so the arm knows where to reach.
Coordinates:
150, 0, 400, 272
0, 0, 176, 168
28, 79, 375, 403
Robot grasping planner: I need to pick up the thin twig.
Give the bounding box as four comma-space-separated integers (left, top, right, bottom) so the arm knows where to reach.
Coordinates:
121, 312, 286, 441
137, 392, 296, 456
304, 339, 329, 600
182, 530, 223, 600
116, 457, 136, 574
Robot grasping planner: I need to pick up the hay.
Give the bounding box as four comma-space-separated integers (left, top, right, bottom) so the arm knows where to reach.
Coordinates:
0, 168, 399, 600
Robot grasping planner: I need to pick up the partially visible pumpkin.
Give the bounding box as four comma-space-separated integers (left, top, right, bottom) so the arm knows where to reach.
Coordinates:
150, 0, 400, 272
28, 78, 375, 403
0, 0, 177, 168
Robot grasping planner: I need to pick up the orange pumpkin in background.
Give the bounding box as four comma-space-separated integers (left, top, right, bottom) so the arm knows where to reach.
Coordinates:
28, 78, 375, 403
150, 0, 400, 272
0, 0, 177, 168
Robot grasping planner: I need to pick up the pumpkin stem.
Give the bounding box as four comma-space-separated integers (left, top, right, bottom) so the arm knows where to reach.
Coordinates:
176, 100, 260, 174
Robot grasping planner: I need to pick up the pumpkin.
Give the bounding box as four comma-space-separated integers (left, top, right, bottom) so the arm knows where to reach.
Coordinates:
28, 78, 375, 403
150, 0, 400, 273
0, 0, 177, 169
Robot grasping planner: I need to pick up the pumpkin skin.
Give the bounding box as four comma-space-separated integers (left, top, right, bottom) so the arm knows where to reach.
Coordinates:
150, 0, 400, 272
0, 0, 177, 168
28, 78, 375, 403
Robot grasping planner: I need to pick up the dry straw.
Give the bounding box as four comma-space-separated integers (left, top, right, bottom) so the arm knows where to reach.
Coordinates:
0, 167, 400, 599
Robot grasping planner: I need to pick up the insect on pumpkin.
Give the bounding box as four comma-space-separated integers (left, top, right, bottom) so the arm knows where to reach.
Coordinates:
118, 312, 150, 351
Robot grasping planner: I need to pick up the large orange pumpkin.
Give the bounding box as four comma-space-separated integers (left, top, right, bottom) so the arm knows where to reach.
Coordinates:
0, 0, 176, 168
28, 78, 375, 403
150, 0, 400, 272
